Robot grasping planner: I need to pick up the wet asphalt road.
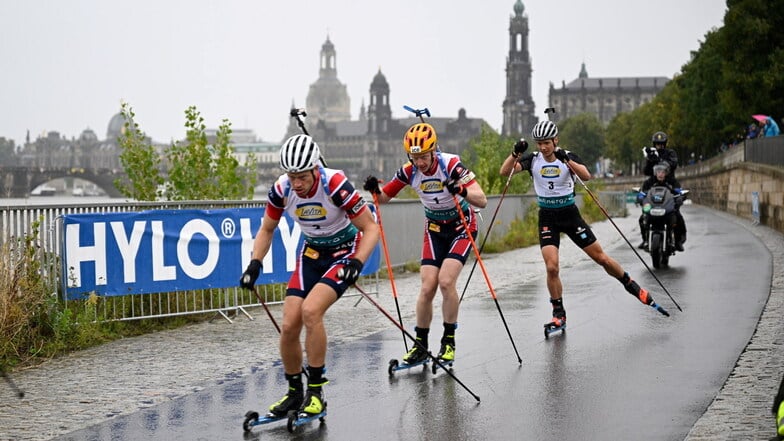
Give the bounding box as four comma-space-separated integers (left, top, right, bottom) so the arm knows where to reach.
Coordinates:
48, 204, 773, 441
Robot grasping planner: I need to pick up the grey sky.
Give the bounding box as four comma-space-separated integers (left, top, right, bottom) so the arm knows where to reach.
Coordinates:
0, 0, 726, 147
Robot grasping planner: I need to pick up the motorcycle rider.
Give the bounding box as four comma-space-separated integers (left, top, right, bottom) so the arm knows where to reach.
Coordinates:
637, 162, 687, 252
643, 131, 678, 182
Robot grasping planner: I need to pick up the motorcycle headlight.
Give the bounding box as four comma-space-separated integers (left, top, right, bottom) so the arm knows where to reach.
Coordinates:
650, 207, 666, 216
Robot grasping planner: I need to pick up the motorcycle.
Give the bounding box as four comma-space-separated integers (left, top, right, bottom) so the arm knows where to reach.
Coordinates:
634, 185, 689, 269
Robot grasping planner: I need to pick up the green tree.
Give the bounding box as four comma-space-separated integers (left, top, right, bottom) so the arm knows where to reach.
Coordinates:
115, 103, 164, 201
461, 125, 531, 195
557, 113, 605, 170
165, 106, 216, 200
117, 103, 257, 201
605, 111, 638, 173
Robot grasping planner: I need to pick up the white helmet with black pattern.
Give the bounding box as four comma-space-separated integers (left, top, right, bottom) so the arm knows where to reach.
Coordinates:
279, 134, 321, 173
531, 120, 559, 141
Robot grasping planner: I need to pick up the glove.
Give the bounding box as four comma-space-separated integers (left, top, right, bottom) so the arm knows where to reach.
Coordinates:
445, 180, 468, 197
336, 258, 363, 285
240, 259, 262, 289
645, 147, 659, 161
636, 192, 646, 204
553, 148, 569, 162
512, 138, 528, 157
363, 175, 381, 194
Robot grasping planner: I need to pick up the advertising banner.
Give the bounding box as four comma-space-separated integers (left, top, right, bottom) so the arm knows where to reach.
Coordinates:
61, 208, 379, 300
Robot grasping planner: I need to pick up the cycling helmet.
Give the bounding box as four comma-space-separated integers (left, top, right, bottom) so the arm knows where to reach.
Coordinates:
531, 120, 559, 140
652, 131, 668, 147
403, 123, 437, 154
279, 134, 321, 173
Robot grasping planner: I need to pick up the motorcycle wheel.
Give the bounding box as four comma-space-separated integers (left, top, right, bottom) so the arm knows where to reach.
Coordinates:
650, 233, 662, 269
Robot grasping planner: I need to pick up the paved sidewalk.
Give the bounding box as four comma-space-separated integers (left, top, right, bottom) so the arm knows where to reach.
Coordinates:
0, 207, 781, 441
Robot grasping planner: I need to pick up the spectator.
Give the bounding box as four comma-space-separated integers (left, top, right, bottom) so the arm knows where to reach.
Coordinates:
761, 116, 781, 137
747, 123, 760, 139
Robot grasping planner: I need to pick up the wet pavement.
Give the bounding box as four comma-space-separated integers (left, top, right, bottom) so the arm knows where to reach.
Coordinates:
1, 204, 782, 441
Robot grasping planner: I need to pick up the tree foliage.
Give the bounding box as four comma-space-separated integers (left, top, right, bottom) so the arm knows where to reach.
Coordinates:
557, 112, 605, 169
461, 125, 531, 195
115, 103, 164, 201
601, 1, 784, 174
116, 103, 256, 201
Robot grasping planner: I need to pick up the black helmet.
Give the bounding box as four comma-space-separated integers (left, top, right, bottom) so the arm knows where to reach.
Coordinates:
651, 131, 668, 147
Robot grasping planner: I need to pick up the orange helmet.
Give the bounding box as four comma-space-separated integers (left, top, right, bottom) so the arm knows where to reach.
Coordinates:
403, 123, 437, 154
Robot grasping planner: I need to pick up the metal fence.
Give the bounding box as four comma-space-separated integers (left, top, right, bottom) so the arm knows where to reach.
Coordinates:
1, 200, 377, 323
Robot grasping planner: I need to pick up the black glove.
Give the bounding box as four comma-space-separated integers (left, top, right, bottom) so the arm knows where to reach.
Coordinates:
240, 259, 262, 289
554, 148, 569, 162
445, 180, 468, 197
645, 147, 659, 161
336, 258, 363, 285
363, 175, 381, 194
512, 138, 528, 157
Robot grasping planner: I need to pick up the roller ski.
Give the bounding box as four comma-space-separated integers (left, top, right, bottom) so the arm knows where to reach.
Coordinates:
431, 342, 455, 374
242, 410, 287, 432
544, 315, 566, 339
287, 389, 327, 433
242, 388, 303, 433
388, 344, 429, 375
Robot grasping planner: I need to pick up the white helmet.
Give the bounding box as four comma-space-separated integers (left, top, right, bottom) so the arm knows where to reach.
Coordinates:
279, 134, 321, 173
531, 120, 559, 140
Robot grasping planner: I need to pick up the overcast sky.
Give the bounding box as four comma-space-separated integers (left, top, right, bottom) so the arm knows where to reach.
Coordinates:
0, 0, 727, 147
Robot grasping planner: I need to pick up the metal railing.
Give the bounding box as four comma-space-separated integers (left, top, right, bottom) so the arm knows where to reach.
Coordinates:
1, 200, 378, 323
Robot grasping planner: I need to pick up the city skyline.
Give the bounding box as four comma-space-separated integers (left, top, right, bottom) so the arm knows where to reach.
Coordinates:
0, 1, 726, 146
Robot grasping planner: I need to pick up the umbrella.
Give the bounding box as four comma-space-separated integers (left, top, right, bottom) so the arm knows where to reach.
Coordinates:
752, 114, 768, 123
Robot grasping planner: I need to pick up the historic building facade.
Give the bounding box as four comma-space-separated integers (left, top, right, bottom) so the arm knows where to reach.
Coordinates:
284, 37, 490, 182
548, 63, 669, 125
502, 0, 537, 137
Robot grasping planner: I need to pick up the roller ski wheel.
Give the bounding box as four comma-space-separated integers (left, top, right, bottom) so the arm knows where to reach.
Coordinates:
242, 410, 286, 433
286, 408, 326, 433
431, 358, 454, 375
544, 319, 566, 339
388, 357, 428, 376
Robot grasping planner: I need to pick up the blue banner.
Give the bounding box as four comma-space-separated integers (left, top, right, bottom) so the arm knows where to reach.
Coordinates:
61, 208, 379, 300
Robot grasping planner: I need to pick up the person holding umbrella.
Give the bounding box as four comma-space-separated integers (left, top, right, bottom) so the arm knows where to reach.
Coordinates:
753, 114, 781, 137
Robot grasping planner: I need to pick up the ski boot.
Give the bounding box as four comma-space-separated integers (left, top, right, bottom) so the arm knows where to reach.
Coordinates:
388, 343, 429, 375
777, 399, 784, 437
403, 344, 428, 364
544, 313, 566, 339
268, 387, 303, 417
432, 341, 455, 374
287, 388, 327, 433
621, 273, 670, 317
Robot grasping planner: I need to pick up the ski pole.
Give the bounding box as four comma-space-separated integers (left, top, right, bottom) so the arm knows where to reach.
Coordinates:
459, 163, 517, 303
245, 284, 309, 378
451, 194, 522, 364
1, 366, 25, 399
290, 108, 311, 136
352, 283, 480, 402
403, 105, 430, 123
371, 192, 408, 352
563, 161, 682, 313
289, 108, 329, 167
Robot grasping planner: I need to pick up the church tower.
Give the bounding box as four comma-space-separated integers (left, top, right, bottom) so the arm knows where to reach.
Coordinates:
502, 0, 537, 137
305, 36, 351, 126
368, 68, 392, 135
